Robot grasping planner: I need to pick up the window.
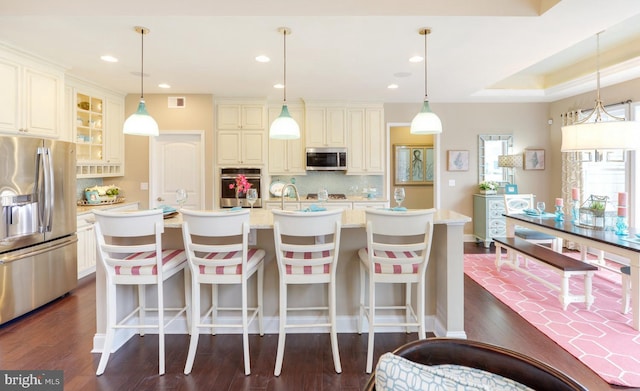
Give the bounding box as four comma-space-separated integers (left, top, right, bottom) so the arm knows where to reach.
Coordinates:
580, 103, 637, 225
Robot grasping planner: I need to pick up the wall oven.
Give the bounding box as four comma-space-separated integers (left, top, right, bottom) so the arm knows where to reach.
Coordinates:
220, 168, 262, 208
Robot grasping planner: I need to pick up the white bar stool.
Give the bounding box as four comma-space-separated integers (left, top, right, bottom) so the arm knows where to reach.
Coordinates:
271, 209, 343, 376
181, 209, 265, 376
94, 209, 189, 376
358, 208, 435, 373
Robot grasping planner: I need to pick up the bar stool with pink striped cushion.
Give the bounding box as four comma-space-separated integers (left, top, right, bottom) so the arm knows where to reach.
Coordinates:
357, 208, 435, 373
94, 208, 189, 376
271, 208, 343, 376
181, 209, 265, 376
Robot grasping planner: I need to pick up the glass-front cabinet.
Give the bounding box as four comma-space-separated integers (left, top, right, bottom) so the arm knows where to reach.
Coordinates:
67, 77, 126, 178
75, 93, 104, 161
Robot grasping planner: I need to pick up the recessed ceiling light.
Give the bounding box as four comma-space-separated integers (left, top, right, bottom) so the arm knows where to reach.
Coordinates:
394, 72, 412, 78
273, 83, 284, 89
100, 55, 118, 63
409, 56, 423, 63
387, 84, 399, 89
158, 83, 171, 89
256, 55, 270, 63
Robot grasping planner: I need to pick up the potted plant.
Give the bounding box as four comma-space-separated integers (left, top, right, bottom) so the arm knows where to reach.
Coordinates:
479, 181, 499, 195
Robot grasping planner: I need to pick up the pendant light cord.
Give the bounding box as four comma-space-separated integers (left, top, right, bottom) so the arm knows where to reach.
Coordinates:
283, 29, 287, 103
424, 31, 428, 101
140, 29, 145, 99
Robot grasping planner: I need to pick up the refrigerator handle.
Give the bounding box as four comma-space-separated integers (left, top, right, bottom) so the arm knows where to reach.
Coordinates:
43, 147, 54, 232
35, 147, 54, 233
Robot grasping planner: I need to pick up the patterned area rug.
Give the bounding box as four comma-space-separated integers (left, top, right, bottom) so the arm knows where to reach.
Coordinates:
464, 253, 640, 387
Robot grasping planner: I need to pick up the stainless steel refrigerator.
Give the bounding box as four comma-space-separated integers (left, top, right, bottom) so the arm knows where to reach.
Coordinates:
0, 136, 77, 325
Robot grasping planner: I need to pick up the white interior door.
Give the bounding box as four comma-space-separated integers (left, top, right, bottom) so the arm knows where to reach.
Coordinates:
149, 131, 204, 210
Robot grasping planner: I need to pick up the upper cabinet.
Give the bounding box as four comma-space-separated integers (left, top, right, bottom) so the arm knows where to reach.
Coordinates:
67, 77, 126, 178
217, 103, 265, 130
215, 100, 267, 166
305, 103, 346, 147
268, 104, 306, 175
0, 45, 65, 139
347, 105, 385, 175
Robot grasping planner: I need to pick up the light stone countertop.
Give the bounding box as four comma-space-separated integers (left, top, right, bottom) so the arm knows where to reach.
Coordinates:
76, 201, 141, 216
164, 208, 470, 229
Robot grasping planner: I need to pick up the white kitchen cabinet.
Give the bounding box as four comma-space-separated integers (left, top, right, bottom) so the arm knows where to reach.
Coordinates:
473, 194, 506, 248
353, 201, 388, 209
68, 77, 126, 178
217, 130, 265, 166
264, 201, 301, 211
268, 104, 306, 175
217, 103, 265, 130
305, 104, 346, 147
0, 45, 64, 138
215, 100, 266, 166
300, 201, 352, 211
76, 215, 97, 279
347, 105, 385, 174
76, 202, 139, 278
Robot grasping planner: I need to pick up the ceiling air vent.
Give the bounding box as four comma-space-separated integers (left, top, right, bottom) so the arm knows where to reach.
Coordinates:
168, 96, 186, 108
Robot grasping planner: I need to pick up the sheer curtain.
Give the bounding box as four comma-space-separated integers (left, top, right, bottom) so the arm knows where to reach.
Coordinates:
560, 111, 583, 250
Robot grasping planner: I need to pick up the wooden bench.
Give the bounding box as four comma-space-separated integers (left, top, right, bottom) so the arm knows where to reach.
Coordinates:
493, 237, 598, 310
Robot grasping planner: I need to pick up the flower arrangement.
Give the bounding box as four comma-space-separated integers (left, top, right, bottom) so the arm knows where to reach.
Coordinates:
229, 174, 252, 196
478, 181, 498, 191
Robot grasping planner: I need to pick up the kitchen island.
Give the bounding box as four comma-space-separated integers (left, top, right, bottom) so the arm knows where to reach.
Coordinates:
92, 208, 471, 353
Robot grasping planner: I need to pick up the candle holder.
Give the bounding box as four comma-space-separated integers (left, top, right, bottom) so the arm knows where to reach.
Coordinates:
615, 215, 628, 236
571, 199, 580, 225
555, 205, 564, 222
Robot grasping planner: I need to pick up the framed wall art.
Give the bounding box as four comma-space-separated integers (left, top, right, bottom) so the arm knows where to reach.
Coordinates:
394, 144, 433, 185
524, 149, 545, 170
447, 150, 469, 171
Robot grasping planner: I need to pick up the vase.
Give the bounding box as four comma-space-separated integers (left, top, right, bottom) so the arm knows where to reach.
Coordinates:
480, 190, 497, 195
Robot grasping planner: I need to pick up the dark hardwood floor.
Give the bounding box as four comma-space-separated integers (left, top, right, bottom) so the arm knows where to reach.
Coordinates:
0, 242, 635, 390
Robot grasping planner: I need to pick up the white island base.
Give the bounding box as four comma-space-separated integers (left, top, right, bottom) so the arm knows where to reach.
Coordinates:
92, 209, 471, 354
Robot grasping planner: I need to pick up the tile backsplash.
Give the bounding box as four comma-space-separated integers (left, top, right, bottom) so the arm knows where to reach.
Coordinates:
268, 172, 384, 197
76, 178, 104, 201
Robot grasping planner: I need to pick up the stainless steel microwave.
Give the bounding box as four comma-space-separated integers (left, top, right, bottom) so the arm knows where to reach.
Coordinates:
306, 147, 347, 171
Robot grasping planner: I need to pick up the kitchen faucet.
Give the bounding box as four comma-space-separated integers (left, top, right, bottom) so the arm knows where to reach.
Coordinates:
280, 183, 300, 210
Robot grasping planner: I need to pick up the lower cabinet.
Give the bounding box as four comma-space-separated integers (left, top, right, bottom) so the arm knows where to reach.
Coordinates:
76, 202, 139, 278
353, 201, 388, 209
76, 215, 96, 279
473, 194, 506, 248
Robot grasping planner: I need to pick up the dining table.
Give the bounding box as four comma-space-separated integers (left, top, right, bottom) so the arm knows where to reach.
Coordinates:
504, 213, 640, 330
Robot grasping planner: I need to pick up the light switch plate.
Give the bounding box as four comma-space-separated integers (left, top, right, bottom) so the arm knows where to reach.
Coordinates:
448, 179, 456, 187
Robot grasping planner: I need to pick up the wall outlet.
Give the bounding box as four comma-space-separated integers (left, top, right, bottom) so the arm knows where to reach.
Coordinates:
140, 182, 149, 190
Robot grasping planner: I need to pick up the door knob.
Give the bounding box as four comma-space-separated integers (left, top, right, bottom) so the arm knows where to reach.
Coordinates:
157, 197, 164, 201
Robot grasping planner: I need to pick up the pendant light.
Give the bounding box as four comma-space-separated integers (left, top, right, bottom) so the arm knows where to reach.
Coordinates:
269, 27, 300, 139
410, 28, 442, 134
123, 26, 159, 136
561, 31, 640, 151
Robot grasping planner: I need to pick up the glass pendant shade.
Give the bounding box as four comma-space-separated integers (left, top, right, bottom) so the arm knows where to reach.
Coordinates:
270, 104, 300, 139
410, 100, 442, 134
123, 26, 158, 137
123, 100, 159, 136
270, 27, 300, 140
